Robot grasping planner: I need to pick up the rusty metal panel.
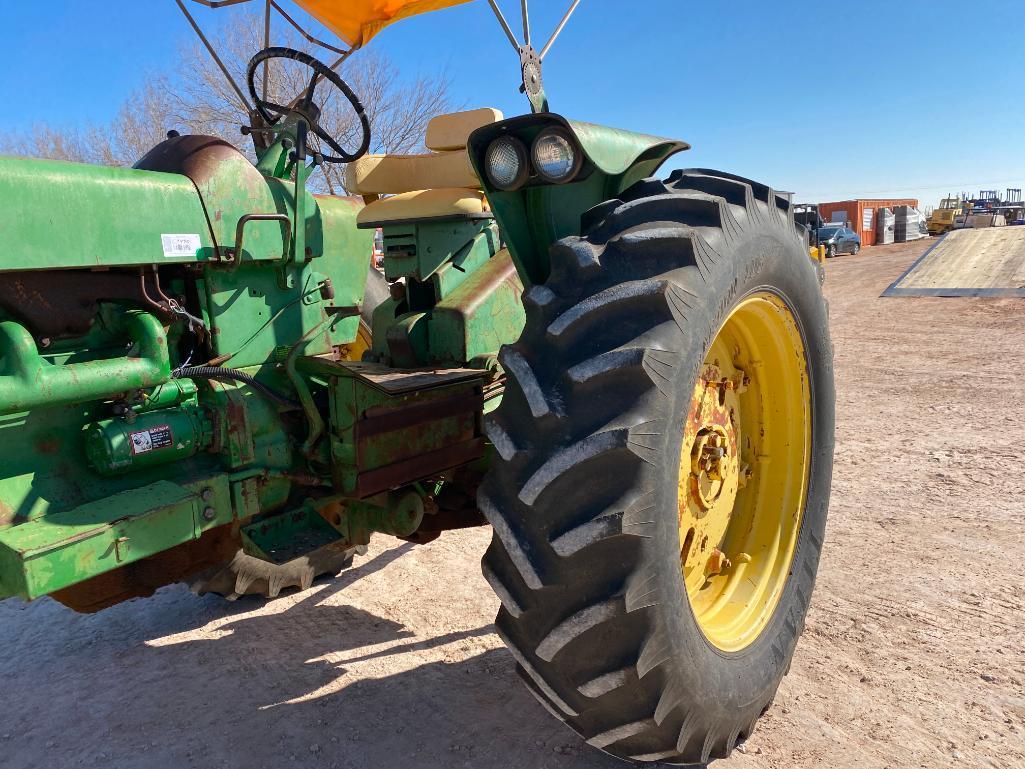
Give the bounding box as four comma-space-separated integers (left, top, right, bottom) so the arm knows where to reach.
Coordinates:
336, 360, 486, 394
319, 358, 488, 497
356, 438, 485, 498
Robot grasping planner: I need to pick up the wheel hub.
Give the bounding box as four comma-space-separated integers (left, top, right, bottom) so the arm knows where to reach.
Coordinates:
690, 427, 735, 508
676, 293, 812, 652
679, 364, 741, 576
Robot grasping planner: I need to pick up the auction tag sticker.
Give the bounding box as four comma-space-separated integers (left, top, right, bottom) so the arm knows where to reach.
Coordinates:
129, 424, 174, 455
161, 233, 201, 258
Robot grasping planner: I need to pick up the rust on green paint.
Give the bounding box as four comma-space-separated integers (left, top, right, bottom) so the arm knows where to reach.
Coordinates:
0, 94, 673, 606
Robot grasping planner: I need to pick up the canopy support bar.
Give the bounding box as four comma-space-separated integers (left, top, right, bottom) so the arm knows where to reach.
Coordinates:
263, 0, 271, 102
181, 0, 355, 116
540, 0, 581, 60
485, 0, 583, 59
487, 0, 521, 53
484, 0, 583, 112
187, 0, 253, 7
176, 0, 254, 113
269, 0, 348, 55
184, 0, 348, 56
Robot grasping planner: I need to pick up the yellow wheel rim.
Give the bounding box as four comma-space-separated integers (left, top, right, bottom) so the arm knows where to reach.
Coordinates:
678, 292, 811, 652
340, 319, 373, 362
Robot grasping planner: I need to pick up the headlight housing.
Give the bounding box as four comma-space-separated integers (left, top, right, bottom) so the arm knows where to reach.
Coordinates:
531, 127, 582, 184
484, 136, 529, 191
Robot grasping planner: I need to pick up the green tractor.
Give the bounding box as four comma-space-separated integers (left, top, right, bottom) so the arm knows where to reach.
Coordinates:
0, 1, 834, 764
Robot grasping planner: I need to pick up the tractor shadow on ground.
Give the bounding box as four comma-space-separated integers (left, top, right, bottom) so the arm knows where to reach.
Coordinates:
0, 544, 635, 769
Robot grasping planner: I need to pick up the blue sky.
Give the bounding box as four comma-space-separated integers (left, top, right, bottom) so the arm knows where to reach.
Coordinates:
1, 0, 1022, 207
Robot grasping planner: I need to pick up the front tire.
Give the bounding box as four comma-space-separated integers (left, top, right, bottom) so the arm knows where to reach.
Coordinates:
852, 243, 861, 255
480, 170, 834, 764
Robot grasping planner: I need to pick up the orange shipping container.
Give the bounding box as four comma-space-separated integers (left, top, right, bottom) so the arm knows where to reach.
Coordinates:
817, 198, 918, 246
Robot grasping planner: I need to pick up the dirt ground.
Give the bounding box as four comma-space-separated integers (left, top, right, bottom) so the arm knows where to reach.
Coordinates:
2, 240, 1023, 769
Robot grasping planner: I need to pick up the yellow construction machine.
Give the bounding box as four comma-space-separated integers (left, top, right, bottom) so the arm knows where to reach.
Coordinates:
928, 196, 967, 235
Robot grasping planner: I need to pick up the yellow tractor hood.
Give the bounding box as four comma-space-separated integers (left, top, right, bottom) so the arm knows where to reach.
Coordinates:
293, 0, 473, 48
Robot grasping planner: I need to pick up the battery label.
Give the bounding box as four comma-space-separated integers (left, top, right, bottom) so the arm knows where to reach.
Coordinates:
129, 424, 174, 455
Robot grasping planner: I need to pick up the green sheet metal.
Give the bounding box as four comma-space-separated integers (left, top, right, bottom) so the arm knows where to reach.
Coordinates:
467, 113, 688, 286
0, 476, 232, 600
565, 118, 689, 178
0, 156, 215, 270
200, 193, 371, 367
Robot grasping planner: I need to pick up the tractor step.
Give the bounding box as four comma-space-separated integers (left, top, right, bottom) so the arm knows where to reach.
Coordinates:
241, 506, 344, 565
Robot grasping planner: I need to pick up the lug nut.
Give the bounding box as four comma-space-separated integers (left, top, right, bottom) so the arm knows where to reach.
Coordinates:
706, 548, 732, 575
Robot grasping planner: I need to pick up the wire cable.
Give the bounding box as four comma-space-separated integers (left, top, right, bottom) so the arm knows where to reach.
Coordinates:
176, 365, 300, 409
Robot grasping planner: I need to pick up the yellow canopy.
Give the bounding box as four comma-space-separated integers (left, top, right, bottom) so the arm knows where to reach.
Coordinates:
293, 0, 474, 48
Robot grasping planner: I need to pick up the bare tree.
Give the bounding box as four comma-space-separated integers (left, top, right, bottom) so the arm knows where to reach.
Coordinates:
3, 12, 455, 193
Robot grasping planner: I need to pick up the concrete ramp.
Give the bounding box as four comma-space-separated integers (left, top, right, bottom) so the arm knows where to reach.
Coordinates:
883, 227, 1025, 297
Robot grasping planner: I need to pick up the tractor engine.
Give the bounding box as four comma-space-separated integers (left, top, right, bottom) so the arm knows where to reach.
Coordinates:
0, 131, 494, 610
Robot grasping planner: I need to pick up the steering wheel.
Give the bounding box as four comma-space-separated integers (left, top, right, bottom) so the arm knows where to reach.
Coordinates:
246, 47, 371, 164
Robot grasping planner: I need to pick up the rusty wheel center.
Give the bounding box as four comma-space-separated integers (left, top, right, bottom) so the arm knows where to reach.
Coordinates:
678, 364, 742, 578
689, 425, 737, 510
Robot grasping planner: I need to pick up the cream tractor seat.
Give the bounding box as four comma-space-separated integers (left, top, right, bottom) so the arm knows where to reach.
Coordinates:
345, 108, 503, 226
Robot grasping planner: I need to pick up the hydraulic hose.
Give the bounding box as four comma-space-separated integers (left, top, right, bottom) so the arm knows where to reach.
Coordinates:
176, 366, 300, 409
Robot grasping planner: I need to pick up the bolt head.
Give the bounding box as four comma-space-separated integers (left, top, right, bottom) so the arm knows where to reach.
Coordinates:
202, 507, 216, 522
706, 548, 732, 575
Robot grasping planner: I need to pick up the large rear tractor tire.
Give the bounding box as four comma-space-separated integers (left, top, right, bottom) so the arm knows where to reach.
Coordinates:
479, 169, 834, 764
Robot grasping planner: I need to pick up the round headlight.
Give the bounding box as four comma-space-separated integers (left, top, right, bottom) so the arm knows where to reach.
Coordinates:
531, 128, 581, 184
485, 136, 529, 191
